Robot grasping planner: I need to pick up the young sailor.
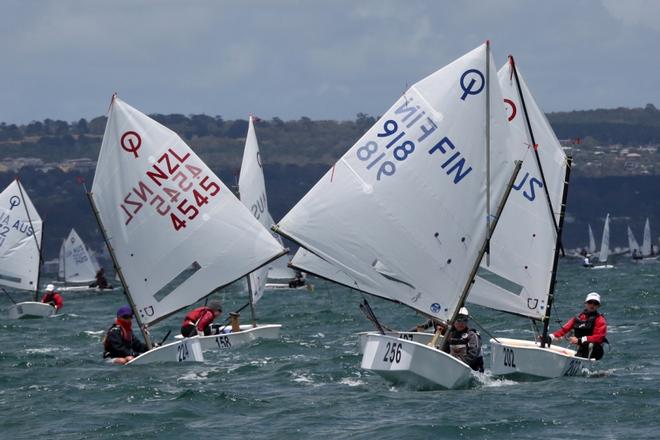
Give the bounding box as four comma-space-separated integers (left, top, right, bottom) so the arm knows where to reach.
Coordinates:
441, 307, 484, 372
548, 292, 607, 360
180, 301, 224, 337
40, 284, 63, 311
89, 268, 112, 290
103, 305, 149, 364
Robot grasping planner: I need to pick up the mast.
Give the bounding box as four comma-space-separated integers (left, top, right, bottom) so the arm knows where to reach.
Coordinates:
509, 55, 563, 255
15, 178, 43, 301
436, 159, 523, 348
540, 156, 572, 347
86, 189, 153, 349
485, 40, 491, 266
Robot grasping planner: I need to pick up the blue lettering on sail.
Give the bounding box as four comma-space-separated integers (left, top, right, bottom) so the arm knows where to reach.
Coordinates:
428, 137, 473, 184
459, 69, 485, 101
512, 172, 543, 202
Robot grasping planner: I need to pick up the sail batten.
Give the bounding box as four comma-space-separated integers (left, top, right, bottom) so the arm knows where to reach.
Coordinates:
90, 97, 285, 325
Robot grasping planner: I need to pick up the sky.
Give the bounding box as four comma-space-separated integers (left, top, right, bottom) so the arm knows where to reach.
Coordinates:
1, 0, 659, 124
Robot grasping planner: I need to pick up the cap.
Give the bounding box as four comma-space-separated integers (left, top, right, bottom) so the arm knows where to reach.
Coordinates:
585, 292, 601, 304
116, 305, 133, 317
207, 301, 222, 312
456, 307, 469, 322
45, 284, 55, 292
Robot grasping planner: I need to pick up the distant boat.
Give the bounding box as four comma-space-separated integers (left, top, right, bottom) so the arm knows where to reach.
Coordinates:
631, 218, 658, 263
1, 179, 53, 319
592, 214, 614, 269
56, 228, 115, 292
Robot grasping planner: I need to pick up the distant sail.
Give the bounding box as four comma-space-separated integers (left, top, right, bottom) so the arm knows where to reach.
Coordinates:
598, 214, 611, 263
58, 228, 99, 283
276, 43, 521, 321
90, 97, 286, 325
642, 218, 652, 256
0, 179, 43, 293
468, 59, 568, 320
627, 226, 640, 255
588, 224, 597, 254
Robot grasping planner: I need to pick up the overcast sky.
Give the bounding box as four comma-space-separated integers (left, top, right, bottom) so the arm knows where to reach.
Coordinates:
1, 0, 658, 123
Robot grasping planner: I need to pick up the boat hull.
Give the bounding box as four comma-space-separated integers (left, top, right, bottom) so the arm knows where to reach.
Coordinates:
126, 337, 204, 365
7, 301, 56, 319
489, 337, 596, 378
174, 323, 281, 352
591, 264, 614, 270
357, 331, 434, 353
360, 333, 474, 390
265, 282, 313, 291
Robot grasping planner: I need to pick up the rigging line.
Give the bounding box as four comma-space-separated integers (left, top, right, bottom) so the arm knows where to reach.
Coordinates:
1, 288, 17, 304
359, 296, 386, 335
468, 314, 499, 344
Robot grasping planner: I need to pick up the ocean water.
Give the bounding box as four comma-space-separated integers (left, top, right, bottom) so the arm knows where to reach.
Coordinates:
0, 258, 658, 439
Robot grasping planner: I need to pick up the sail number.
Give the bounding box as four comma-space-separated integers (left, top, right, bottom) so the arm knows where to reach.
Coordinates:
382, 341, 403, 364
355, 97, 438, 182
177, 342, 189, 362
215, 335, 232, 349
120, 147, 222, 232
503, 347, 516, 368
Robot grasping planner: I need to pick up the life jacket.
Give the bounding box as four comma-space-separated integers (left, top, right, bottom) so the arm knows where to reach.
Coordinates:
573, 311, 600, 339
448, 328, 481, 349
183, 307, 211, 328
43, 293, 56, 304
102, 322, 131, 356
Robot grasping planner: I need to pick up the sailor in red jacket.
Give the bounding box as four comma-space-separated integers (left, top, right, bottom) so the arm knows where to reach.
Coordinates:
549, 292, 607, 359
41, 284, 63, 311
180, 301, 222, 337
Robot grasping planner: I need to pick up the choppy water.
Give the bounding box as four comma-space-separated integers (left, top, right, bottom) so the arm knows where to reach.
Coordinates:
1, 258, 658, 439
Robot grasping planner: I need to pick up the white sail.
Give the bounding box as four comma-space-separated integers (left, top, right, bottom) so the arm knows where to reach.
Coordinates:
598, 214, 610, 263
290, 247, 370, 292
276, 43, 521, 321
238, 116, 280, 303
58, 228, 99, 283
627, 226, 640, 255
90, 97, 286, 325
0, 179, 43, 292
467, 59, 568, 320
588, 224, 596, 254
642, 218, 652, 256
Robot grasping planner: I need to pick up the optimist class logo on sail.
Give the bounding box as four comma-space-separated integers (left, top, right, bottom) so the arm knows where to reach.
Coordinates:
118, 132, 222, 232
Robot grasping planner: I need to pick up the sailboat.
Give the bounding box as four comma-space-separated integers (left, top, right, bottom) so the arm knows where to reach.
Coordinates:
588, 224, 597, 255
592, 214, 614, 269
2, 179, 52, 319
638, 218, 659, 262
628, 225, 642, 259
88, 96, 286, 364
480, 57, 597, 378
275, 42, 524, 389
57, 228, 113, 292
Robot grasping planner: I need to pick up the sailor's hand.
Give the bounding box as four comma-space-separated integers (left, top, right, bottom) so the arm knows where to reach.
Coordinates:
568, 336, 579, 345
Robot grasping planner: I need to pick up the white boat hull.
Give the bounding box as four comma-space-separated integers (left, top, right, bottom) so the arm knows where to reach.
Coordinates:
7, 301, 56, 319
175, 323, 281, 352
591, 264, 614, 270
126, 337, 204, 365
360, 333, 474, 389
634, 256, 659, 264
490, 337, 596, 378
265, 282, 313, 291
357, 331, 434, 353
58, 285, 117, 293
